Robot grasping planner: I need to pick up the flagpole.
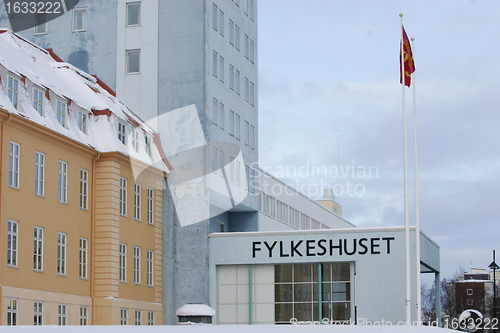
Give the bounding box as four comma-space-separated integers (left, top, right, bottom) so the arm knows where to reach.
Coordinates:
411, 36, 422, 326
400, 13, 411, 325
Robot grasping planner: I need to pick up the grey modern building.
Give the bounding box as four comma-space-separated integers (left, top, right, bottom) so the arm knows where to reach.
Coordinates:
0, 0, 441, 325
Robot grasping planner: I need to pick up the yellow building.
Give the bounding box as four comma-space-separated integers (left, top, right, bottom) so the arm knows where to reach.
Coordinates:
0, 30, 169, 325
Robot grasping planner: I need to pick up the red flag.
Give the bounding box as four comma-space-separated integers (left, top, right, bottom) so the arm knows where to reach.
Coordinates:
400, 26, 415, 87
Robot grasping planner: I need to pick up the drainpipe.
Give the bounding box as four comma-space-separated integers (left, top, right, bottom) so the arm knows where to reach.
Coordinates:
91, 152, 101, 324
0, 113, 12, 325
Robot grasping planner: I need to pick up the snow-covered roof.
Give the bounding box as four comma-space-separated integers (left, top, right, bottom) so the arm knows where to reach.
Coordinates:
0, 29, 170, 173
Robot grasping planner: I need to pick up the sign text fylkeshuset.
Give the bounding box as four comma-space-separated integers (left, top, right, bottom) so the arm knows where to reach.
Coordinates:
252, 237, 395, 258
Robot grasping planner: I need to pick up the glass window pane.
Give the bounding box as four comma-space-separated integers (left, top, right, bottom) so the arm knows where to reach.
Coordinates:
127, 3, 141, 25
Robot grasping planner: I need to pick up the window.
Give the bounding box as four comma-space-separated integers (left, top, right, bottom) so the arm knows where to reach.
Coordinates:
245, 77, 249, 101
80, 306, 88, 325
467, 299, 473, 306
245, 165, 249, 190
80, 169, 88, 210
235, 69, 240, 94
212, 51, 218, 77
80, 237, 87, 279
73, 8, 87, 31
235, 25, 240, 50
134, 183, 141, 220
251, 169, 256, 193
218, 9, 224, 35
120, 243, 127, 282
235, 114, 240, 139
235, 0, 239, 7
219, 102, 224, 129
229, 157, 234, 182
7, 220, 18, 267
127, 2, 141, 26
148, 311, 154, 325
57, 232, 66, 275
212, 98, 218, 125
134, 246, 140, 284
250, 125, 255, 149
244, 0, 248, 15
9, 141, 20, 189
57, 100, 66, 127
120, 177, 127, 216
7, 298, 17, 326
244, 34, 249, 58
245, 121, 249, 145
34, 226, 43, 271
219, 150, 225, 177
212, 3, 218, 30
236, 160, 241, 185
217, 221, 225, 232
229, 110, 234, 136
229, 19, 234, 44
219, 56, 224, 82
33, 88, 43, 115
250, 39, 255, 63
229, 65, 234, 90
78, 111, 87, 134
59, 161, 68, 204
249, 0, 255, 21
250, 81, 255, 105
147, 249, 153, 287
126, 50, 140, 74
147, 188, 154, 224
135, 309, 142, 325
467, 289, 473, 295
34, 13, 48, 34
7, 76, 19, 109
118, 122, 126, 145
145, 135, 152, 157
121, 308, 128, 325
212, 147, 218, 172
58, 304, 67, 325
34, 301, 43, 325
132, 130, 139, 152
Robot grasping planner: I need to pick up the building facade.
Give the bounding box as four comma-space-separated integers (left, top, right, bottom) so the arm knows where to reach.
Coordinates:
0, 30, 167, 325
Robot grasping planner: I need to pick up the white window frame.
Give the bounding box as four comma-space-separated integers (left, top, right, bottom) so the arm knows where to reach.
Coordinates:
33, 87, 43, 115
126, 2, 141, 26
229, 64, 234, 90
147, 188, 154, 225
72, 7, 87, 32
135, 309, 142, 325
34, 226, 43, 272
250, 81, 255, 106
120, 177, 127, 216
250, 125, 255, 149
7, 298, 17, 326
34, 13, 48, 34
148, 311, 154, 325
126, 49, 140, 74
212, 3, 218, 30
467, 299, 473, 306
245, 165, 249, 190
134, 246, 140, 284
7, 220, 18, 267
229, 19, 234, 45
34, 301, 43, 325
229, 110, 234, 136
58, 304, 67, 325
9, 141, 20, 189
245, 121, 249, 146
235, 25, 240, 50
57, 232, 66, 275
467, 288, 473, 295
229, 157, 234, 182
212, 98, 218, 125
80, 169, 88, 210
217, 221, 225, 232
235, 69, 240, 94
145, 135, 152, 157
245, 77, 249, 101
134, 182, 141, 221
120, 243, 127, 282
235, 114, 240, 140
219, 55, 224, 82
249, 0, 255, 21
244, 34, 249, 58
121, 308, 128, 325
218, 9, 224, 35
56, 100, 66, 127
219, 102, 224, 129
80, 306, 88, 325
78, 111, 87, 134
236, 160, 241, 185
7, 76, 19, 109
251, 169, 256, 193
132, 129, 140, 152
59, 160, 68, 204
147, 249, 154, 287
118, 122, 126, 145
80, 237, 88, 279
212, 50, 218, 78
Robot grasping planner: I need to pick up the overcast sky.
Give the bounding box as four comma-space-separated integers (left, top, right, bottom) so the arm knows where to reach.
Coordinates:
258, 0, 500, 280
